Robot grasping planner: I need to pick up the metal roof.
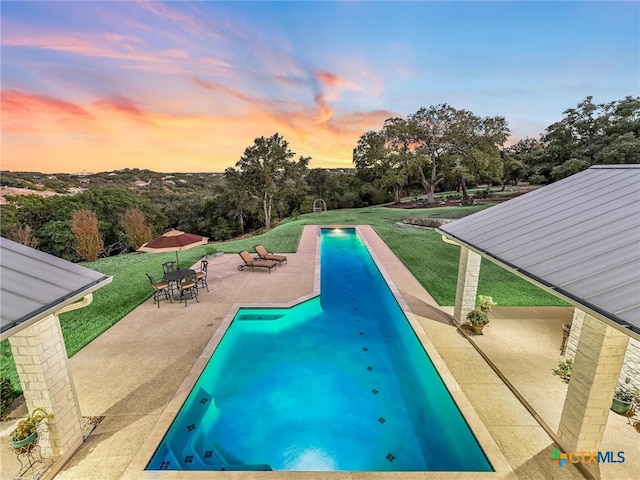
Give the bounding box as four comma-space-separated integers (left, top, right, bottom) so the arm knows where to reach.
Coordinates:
438, 165, 640, 337
0, 237, 112, 339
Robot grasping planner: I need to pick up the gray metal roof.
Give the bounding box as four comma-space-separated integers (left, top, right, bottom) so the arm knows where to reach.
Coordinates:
438, 165, 640, 337
0, 237, 112, 339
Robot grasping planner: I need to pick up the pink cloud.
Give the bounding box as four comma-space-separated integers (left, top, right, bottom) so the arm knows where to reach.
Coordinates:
313, 94, 334, 125
316, 70, 359, 90
93, 95, 154, 124
3, 22, 231, 79
192, 77, 307, 114
1, 89, 91, 119
2, 26, 157, 64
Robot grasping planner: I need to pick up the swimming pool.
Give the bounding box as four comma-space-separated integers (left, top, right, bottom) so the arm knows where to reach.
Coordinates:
147, 228, 492, 472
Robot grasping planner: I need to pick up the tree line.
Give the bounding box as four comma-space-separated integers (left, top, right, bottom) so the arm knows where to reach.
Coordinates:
1, 95, 637, 262
354, 96, 639, 205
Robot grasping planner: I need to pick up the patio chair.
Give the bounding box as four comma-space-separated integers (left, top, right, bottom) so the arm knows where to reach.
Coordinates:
178, 272, 199, 307
162, 261, 177, 274
195, 259, 209, 292
237, 250, 278, 273
146, 274, 173, 308
253, 244, 287, 265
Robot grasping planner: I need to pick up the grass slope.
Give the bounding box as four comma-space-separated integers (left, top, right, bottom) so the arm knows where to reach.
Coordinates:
1, 204, 566, 401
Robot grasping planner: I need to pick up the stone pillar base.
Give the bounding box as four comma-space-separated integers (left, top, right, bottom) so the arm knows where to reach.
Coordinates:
453, 247, 482, 324
558, 314, 629, 452
9, 314, 84, 459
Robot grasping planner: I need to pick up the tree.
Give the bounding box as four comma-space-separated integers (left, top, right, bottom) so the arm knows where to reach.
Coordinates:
381, 117, 416, 204
560, 96, 603, 164
122, 207, 152, 250
71, 210, 103, 261
551, 158, 591, 181
506, 137, 545, 182
227, 133, 309, 230
537, 96, 640, 182
410, 105, 509, 203
353, 127, 409, 205
306, 168, 335, 200
223, 167, 257, 233
500, 152, 525, 188
596, 96, 640, 164
450, 115, 509, 200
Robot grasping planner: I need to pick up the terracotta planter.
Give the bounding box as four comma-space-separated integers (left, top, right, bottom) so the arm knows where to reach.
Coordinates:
10, 430, 37, 450
470, 323, 485, 335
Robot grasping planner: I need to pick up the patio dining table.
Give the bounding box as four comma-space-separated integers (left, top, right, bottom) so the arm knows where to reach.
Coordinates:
163, 268, 197, 302
163, 268, 196, 283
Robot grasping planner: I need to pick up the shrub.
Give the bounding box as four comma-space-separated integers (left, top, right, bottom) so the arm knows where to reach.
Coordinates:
122, 207, 152, 250
6, 224, 39, 248
474, 188, 492, 199
0, 376, 15, 417
402, 218, 448, 228
71, 209, 103, 261
528, 174, 546, 185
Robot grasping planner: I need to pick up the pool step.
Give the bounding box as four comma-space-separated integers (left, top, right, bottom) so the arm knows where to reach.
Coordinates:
192, 437, 272, 471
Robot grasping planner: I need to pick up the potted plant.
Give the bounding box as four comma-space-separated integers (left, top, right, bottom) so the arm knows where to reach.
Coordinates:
466, 309, 490, 334
477, 294, 497, 313
611, 387, 635, 415
552, 358, 574, 383
10, 407, 53, 450
466, 294, 496, 335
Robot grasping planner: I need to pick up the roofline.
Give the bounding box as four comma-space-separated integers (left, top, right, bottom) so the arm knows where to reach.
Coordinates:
590, 164, 640, 169
0, 274, 113, 341
436, 228, 640, 340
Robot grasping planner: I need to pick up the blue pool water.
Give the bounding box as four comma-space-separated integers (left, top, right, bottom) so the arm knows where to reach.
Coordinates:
147, 228, 492, 472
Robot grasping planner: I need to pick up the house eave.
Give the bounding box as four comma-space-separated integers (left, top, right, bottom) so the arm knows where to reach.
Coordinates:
437, 228, 640, 340
0, 275, 113, 341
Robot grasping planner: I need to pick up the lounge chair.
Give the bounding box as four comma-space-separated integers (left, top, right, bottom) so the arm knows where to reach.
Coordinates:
238, 251, 278, 273
253, 244, 287, 265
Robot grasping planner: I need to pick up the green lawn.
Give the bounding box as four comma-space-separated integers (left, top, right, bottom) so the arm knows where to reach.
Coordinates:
0, 203, 566, 402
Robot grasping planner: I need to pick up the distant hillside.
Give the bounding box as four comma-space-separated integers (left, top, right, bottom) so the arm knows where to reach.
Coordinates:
0, 168, 226, 198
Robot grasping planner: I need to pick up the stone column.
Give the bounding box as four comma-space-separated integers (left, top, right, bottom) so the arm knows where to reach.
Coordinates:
619, 338, 640, 393
453, 246, 482, 324
9, 314, 83, 458
558, 313, 629, 453
565, 308, 586, 359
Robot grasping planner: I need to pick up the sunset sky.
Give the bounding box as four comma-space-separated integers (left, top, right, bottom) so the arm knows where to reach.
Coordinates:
2, 1, 638, 174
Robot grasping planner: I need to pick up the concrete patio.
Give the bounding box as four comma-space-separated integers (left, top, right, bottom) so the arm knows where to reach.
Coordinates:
1, 225, 636, 480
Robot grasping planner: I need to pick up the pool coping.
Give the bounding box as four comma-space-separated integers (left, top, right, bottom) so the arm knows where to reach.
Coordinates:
122, 225, 516, 480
